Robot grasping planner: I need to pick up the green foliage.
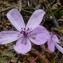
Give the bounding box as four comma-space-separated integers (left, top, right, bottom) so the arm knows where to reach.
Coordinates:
54, 26, 63, 33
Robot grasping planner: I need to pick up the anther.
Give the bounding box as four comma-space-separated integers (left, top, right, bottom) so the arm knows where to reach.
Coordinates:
27, 28, 29, 31
20, 31, 22, 33
24, 28, 25, 30
21, 28, 23, 29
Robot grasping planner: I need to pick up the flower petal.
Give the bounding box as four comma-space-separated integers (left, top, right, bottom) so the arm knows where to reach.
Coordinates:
6, 9, 25, 31
26, 9, 45, 31
52, 35, 60, 43
0, 31, 20, 44
29, 25, 49, 45
55, 43, 63, 53
14, 38, 31, 54
48, 39, 55, 52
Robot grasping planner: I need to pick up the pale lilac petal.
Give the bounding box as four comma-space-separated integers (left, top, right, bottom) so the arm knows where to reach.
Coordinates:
48, 39, 55, 52
52, 35, 60, 43
14, 38, 31, 54
29, 25, 50, 45
6, 9, 25, 31
0, 31, 20, 44
26, 9, 45, 31
55, 43, 63, 53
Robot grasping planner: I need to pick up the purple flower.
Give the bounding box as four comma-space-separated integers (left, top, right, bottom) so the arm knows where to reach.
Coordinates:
47, 32, 63, 53
0, 9, 50, 54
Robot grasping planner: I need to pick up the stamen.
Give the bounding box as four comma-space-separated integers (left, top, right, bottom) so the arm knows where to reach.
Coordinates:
20, 28, 24, 33
24, 28, 25, 30
23, 31, 27, 37
20, 31, 22, 33
27, 28, 29, 31
21, 28, 23, 30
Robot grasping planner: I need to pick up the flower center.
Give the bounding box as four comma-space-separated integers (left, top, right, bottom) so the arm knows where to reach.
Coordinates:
20, 28, 32, 38
23, 31, 28, 37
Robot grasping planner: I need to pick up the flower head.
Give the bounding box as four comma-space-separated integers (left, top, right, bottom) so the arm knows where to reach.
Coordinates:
0, 9, 50, 54
47, 32, 63, 53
